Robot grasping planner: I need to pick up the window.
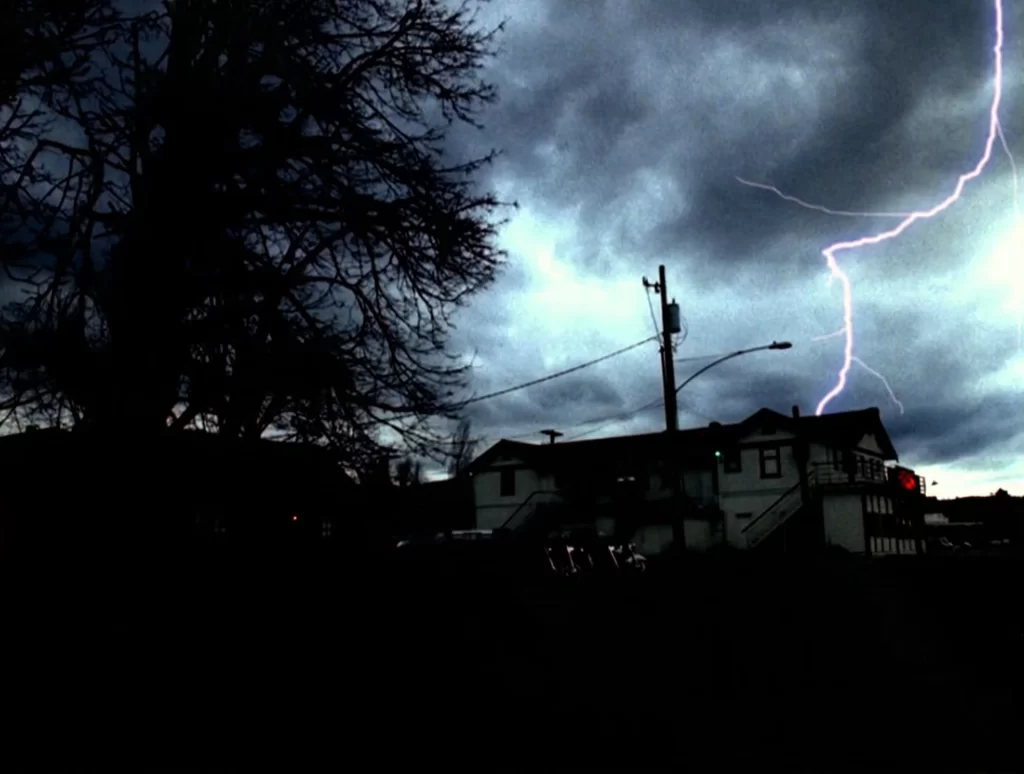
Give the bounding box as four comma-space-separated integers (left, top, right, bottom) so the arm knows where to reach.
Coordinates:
724, 447, 742, 474
759, 446, 782, 479
500, 468, 516, 497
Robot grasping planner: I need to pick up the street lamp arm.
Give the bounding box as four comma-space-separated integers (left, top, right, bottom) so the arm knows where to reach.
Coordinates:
674, 349, 752, 395
674, 341, 792, 395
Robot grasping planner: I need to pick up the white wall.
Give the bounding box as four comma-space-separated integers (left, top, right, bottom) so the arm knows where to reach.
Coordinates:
474, 451, 716, 532
822, 494, 865, 553
717, 436, 801, 548
682, 519, 711, 552
681, 468, 716, 505
857, 433, 885, 455
473, 458, 553, 530
650, 463, 715, 505
808, 442, 831, 465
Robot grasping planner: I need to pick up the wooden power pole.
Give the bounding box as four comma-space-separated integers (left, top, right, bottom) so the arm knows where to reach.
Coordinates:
642, 265, 680, 432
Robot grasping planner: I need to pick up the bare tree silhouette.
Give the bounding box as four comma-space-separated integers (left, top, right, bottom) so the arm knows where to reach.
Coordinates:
395, 455, 423, 487
446, 416, 477, 477
0, 0, 512, 472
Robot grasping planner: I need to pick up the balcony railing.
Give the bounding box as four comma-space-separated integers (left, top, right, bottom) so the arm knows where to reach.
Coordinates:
809, 459, 888, 487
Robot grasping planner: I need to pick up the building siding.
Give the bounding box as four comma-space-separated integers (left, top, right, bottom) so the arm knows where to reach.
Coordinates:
823, 494, 865, 552
472, 459, 553, 530
468, 410, 903, 555
717, 436, 801, 548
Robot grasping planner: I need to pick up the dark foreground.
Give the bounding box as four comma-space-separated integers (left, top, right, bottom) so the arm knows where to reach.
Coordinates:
7, 550, 1022, 769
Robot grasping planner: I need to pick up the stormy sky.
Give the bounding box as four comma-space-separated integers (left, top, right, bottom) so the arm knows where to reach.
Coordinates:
443, 0, 1024, 497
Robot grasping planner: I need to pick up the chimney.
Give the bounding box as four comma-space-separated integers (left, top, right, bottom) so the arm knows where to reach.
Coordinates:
791, 405, 800, 419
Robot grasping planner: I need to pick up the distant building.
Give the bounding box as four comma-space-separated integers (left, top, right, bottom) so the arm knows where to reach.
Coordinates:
0, 428, 359, 553
466, 405, 926, 556
920, 490, 1022, 555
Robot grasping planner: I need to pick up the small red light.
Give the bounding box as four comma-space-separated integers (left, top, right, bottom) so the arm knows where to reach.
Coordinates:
897, 470, 917, 491
291, 515, 298, 521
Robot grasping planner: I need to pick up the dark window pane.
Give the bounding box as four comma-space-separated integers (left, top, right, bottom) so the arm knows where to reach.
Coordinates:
500, 468, 516, 497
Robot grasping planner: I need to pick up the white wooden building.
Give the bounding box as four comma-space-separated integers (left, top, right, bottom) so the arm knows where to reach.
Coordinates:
465, 405, 924, 556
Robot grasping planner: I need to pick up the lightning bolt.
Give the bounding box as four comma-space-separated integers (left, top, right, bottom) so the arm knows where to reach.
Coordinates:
997, 122, 1020, 218
740, 0, 1007, 416
852, 356, 905, 415
809, 332, 904, 413
811, 328, 846, 343
734, 178, 912, 218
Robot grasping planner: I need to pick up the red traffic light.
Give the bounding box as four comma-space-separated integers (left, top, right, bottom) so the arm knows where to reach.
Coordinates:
897, 469, 917, 491
889, 466, 922, 494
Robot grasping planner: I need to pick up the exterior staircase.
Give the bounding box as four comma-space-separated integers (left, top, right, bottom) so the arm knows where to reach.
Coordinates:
500, 490, 566, 533
741, 480, 806, 549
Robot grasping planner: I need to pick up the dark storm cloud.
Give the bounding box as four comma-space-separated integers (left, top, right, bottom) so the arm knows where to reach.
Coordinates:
457, 0, 1018, 283
463, 371, 628, 434
436, 0, 1024, 491
684, 366, 817, 423
885, 388, 1024, 466
683, 351, 1022, 470
526, 372, 624, 411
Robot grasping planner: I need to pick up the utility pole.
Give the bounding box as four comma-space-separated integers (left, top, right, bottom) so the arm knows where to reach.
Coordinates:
540, 429, 563, 445
643, 266, 686, 554
642, 265, 680, 432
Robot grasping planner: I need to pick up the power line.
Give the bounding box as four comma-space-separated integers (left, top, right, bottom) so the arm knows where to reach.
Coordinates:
565, 396, 665, 441
497, 346, 735, 443
457, 335, 658, 408
564, 390, 718, 442
645, 288, 662, 341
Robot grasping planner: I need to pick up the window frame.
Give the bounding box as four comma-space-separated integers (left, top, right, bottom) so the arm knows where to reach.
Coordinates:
759, 446, 782, 479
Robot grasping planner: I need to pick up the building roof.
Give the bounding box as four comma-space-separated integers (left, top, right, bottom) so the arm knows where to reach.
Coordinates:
467, 405, 898, 473
744, 407, 899, 460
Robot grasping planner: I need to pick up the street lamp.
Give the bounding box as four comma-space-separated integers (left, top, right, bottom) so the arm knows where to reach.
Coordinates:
675, 341, 793, 396
664, 340, 791, 552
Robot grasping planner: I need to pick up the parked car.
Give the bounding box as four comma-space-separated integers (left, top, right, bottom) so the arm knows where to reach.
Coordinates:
542, 528, 647, 576
394, 526, 646, 577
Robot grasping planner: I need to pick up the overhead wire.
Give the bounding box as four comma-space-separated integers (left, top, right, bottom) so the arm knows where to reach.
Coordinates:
645, 288, 662, 342
564, 395, 665, 441
443, 292, 705, 447
559, 288, 666, 442
433, 346, 731, 449
456, 334, 658, 408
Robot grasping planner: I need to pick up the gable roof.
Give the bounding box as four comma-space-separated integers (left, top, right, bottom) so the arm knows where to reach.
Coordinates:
465, 426, 726, 475
467, 405, 898, 473
719, 406, 898, 460
794, 408, 898, 460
